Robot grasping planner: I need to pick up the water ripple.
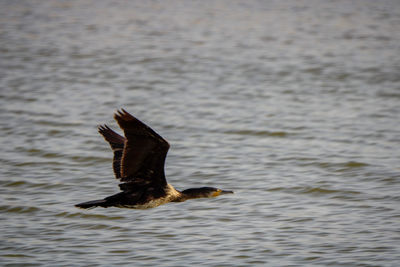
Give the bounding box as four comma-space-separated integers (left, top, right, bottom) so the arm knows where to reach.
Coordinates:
223, 129, 289, 137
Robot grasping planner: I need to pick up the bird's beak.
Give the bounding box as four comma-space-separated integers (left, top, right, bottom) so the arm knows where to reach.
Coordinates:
220, 190, 234, 195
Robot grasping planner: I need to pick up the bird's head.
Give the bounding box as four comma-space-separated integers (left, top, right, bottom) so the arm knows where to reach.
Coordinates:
181, 187, 234, 199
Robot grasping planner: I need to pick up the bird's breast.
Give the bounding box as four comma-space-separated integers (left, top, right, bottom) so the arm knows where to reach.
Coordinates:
118, 184, 182, 209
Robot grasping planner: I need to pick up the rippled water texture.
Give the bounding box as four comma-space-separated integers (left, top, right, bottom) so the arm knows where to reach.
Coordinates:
1, 1, 400, 266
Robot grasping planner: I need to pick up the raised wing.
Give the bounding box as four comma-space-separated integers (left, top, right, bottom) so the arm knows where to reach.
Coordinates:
98, 125, 125, 179
114, 109, 170, 191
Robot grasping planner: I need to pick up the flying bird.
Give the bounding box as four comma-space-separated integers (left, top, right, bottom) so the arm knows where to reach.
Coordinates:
75, 109, 233, 209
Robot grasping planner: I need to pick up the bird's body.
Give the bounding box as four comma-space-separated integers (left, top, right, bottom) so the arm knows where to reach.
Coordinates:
75, 109, 233, 210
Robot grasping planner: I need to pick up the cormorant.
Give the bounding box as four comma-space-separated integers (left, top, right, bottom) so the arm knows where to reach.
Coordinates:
75, 109, 233, 209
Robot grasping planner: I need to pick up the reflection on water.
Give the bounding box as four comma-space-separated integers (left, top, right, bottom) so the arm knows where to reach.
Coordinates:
1, 0, 399, 266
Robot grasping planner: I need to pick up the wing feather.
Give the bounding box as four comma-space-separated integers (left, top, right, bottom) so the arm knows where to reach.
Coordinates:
113, 109, 169, 191
98, 125, 125, 178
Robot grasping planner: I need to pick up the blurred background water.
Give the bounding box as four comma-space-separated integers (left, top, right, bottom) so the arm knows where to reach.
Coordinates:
1, 0, 400, 266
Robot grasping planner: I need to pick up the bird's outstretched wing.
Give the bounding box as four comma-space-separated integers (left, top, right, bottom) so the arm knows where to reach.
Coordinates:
113, 109, 170, 193
98, 125, 125, 179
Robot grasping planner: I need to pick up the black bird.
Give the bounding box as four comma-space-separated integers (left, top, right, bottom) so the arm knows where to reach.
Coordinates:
75, 109, 233, 209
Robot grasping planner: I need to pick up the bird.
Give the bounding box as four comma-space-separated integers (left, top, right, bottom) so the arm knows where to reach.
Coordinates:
75, 109, 233, 209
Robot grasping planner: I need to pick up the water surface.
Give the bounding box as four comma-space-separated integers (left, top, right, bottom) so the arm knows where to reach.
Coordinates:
1, 1, 400, 266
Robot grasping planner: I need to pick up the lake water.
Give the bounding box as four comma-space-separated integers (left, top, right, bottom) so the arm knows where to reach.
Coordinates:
1, 1, 400, 266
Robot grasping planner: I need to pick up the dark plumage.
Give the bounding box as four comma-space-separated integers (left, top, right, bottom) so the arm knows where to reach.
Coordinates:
75, 109, 233, 209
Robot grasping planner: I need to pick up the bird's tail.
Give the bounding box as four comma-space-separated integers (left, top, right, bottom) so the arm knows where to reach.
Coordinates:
75, 199, 109, 209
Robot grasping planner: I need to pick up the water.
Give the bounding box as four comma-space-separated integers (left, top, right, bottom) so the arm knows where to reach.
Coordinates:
1, 0, 400, 266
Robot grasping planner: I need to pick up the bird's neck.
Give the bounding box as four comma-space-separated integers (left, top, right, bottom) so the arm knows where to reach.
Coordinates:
173, 187, 211, 202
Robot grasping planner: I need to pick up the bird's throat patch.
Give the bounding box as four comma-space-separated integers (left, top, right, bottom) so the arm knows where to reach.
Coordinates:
212, 189, 222, 197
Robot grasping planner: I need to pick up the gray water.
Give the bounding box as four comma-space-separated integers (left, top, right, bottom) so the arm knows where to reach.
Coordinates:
1, 1, 400, 266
